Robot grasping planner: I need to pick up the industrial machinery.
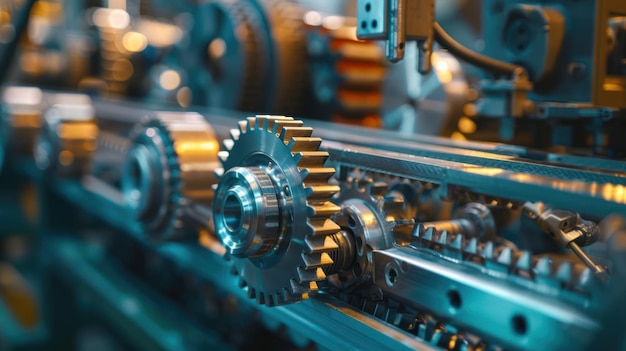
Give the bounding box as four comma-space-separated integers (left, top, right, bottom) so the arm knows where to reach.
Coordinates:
0, 0, 625, 351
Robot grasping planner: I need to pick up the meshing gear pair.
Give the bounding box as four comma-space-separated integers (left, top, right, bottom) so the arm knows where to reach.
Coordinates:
213, 115, 341, 305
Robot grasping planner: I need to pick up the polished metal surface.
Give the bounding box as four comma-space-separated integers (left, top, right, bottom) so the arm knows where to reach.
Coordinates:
1, 1, 626, 351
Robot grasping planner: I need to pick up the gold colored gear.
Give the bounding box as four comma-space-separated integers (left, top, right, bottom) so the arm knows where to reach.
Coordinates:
155, 112, 221, 203
213, 115, 341, 305
263, 0, 310, 116
121, 112, 220, 240
306, 17, 387, 127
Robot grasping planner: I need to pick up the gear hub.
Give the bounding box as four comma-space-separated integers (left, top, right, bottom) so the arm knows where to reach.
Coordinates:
213, 115, 341, 305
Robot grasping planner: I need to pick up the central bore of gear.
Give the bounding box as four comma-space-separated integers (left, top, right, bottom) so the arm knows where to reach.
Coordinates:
223, 193, 244, 232
214, 166, 280, 258
122, 144, 155, 218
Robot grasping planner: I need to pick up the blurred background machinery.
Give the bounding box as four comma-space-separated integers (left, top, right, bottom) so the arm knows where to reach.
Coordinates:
0, 0, 625, 351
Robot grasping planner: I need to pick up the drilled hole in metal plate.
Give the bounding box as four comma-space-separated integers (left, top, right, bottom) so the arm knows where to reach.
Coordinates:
371, 19, 378, 28
348, 215, 358, 229
387, 267, 398, 285
365, 2, 371, 12
354, 236, 364, 256
361, 21, 367, 29
447, 290, 462, 309
512, 314, 528, 335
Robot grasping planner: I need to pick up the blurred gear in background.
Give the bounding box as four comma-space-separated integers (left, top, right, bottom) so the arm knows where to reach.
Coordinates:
305, 12, 387, 127
121, 112, 219, 241
175, 0, 310, 115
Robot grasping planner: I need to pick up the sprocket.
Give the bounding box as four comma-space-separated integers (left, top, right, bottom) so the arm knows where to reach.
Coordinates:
213, 115, 341, 305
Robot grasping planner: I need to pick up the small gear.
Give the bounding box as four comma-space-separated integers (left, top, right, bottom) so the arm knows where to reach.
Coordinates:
306, 16, 387, 127
121, 112, 220, 241
329, 177, 407, 288
213, 115, 341, 305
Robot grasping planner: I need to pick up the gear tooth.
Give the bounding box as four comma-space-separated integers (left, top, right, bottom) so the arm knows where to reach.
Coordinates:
229, 128, 240, 141
279, 126, 312, 143
238, 277, 247, 288
257, 292, 266, 305
246, 117, 256, 130
274, 292, 286, 305
515, 251, 531, 271
497, 246, 513, 265
288, 137, 322, 152
281, 288, 294, 303
297, 266, 327, 282
258, 115, 291, 132
534, 256, 552, 276
383, 195, 405, 215
262, 116, 280, 132
254, 115, 267, 130
266, 294, 277, 307
424, 227, 436, 241
302, 252, 334, 269
308, 202, 340, 218
465, 237, 478, 254
305, 184, 340, 201
413, 223, 426, 238
223, 139, 235, 151
290, 279, 313, 296
247, 287, 256, 299
272, 120, 304, 135
238, 120, 248, 134
300, 167, 336, 183
293, 151, 330, 167
218, 151, 230, 162
482, 241, 494, 259
305, 235, 339, 253
368, 181, 388, 198
308, 281, 319, 294
437, 230, 448, 245
555, 262, 572, 283
230, 265, 238, 276
214, 168, 224, 179
309, 218, 341, 236
451, 234, 463, 249
575, 267, 596, 291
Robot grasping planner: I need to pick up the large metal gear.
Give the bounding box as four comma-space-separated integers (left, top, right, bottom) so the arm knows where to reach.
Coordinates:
121, 112, 220, 241
212, 115, 341, 305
